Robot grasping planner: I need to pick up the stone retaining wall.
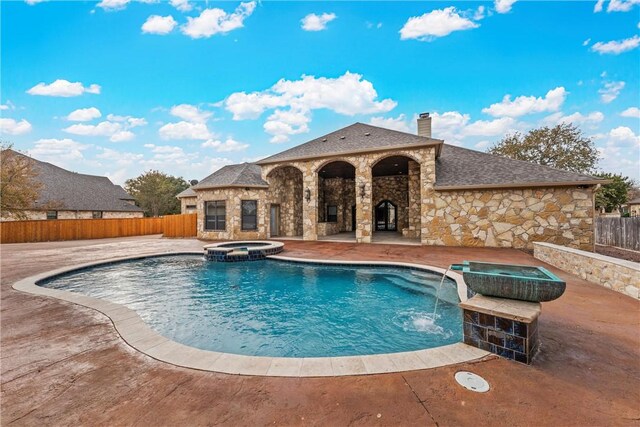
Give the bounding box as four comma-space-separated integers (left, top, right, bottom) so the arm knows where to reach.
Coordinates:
534, 242, 639, 299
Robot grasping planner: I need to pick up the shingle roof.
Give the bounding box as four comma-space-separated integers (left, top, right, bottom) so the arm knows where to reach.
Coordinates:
176, 187, 196, 198
627, 198, 640, 205
192, 163, 268, 190
10, 150, 143, 212
256, 123, 442, 164
435, 145, 605, 189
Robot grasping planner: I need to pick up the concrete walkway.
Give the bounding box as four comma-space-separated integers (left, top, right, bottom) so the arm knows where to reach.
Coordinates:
1, 236, 639, 426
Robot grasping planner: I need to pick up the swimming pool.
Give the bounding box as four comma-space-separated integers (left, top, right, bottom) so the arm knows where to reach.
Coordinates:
40, 255, 463, 357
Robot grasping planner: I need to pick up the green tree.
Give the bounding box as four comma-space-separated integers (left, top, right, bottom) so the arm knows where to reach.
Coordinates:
0, 144, 42, 220
125, 170, 189, 217
488, 123, 599, 174
594, 173, 634, 213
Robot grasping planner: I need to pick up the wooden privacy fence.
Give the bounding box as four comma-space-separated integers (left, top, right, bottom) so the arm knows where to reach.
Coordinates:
0, 214, 197, 244
595, 217, 640, 252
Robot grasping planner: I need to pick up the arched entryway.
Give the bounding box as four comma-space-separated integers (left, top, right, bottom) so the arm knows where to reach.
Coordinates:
266, 166, 303, 237
316, 160, 356, 240
371, 155, 421, 240
375, 200, 397, 231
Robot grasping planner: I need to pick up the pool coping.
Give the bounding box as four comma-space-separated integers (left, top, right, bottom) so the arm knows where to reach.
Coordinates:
12, 251, 490, 377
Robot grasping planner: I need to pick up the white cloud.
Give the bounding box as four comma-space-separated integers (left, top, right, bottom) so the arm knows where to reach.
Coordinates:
181, 2, 256, 39
97, 0, 130, 11
0, 100, 15, 111
474, 6, 486, 20
29, 138, 89, 166
67, 107, 102, 122
543, 111, 604, 127
596, 0, 640, 12
201, 138, 249, 152
399, 7, 479, 41
170, 0, 191, 12
429, 111, 519, 144
0, 118, 33, 135
594, 0, 605, 12
63, 120, 136, 142
583, 38, 591, 46
170, 104, 213, 123
368, 114, 414, 133
591, 35, 640, 54
620, 107, 640, 118
595, 126, 640, 179
301, 13, 337, 31
495, 0, 517, 14
96, 147, 144, 166
25, 0, 46, 5
482, 87, 567, 117
599, 80, 625, 103
27, 79, 101, 97
264, 109, 311, 143
105, 114, 147, 127
158, 121, 212, 140
225, 72, 396, 142
142, 15, 177, 35
464, 117, 517, 137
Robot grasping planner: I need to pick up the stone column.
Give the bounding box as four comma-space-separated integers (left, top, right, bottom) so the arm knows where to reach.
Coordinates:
420, 148, 437, 245
355, 164, 372, 243
302, 168, 318, 241
407, 160, 421, 239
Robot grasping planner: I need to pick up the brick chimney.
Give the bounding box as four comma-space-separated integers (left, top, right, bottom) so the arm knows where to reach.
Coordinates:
417, 112, 432, 138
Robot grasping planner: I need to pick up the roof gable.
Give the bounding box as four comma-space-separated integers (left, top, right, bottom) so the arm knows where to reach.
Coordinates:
256, 122, 442, 164
192, 163, 268, 190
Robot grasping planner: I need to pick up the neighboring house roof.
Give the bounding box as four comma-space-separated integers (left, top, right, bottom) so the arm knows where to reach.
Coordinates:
435, 145, 605, 190
10, 150, 143, 212
176, 187, 196, 198
627, 198, 640, 205
256, 123, 443, 165
192, 163, 269, 190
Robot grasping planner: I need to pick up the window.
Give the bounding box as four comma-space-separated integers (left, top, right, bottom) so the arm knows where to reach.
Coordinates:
327, 205, 338, 223
241, 200, 258, 231
92, 211, 103, 219
205, 201, 226, 231
46, 211, 57, 220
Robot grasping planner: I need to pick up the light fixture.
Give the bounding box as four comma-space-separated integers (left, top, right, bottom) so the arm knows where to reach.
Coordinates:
359, 182, 366, 200
305, 188, 311, 202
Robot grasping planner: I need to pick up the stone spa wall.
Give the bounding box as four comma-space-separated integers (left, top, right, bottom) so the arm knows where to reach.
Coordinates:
196, 188, 269, 240
534, 242, 639, 299
423, 187, 595, 251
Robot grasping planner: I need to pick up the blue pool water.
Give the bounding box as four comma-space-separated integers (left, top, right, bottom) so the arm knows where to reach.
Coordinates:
41, 255, 462, 357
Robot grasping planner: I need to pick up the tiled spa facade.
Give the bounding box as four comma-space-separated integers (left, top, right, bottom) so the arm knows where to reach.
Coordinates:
180, 114, 605, 250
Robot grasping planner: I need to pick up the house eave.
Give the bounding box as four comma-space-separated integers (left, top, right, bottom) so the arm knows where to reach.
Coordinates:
256, 140, 444, 166
434, 179, 609, 191
191, 184, 270, 191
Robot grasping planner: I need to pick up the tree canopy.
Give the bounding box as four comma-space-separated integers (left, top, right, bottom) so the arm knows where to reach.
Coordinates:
0, 144, 42, 220
594, 173, 634, 213
488, 123, 599, 174
124, 170, 189, 217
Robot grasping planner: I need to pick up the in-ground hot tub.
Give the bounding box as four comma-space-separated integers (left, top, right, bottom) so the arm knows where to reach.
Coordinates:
203, 241, 284, 262
451, 261, 566, 302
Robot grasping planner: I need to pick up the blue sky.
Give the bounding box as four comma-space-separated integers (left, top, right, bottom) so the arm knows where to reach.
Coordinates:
2, 0, 639, 184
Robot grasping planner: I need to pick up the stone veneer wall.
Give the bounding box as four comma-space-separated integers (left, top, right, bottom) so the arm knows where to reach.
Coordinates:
1, 210, 143, 221
318, 177, 355, 231
372, 175, 409, 232
266, 166, 303, 237
422, 187, 595, 251
534, 242, 639, 299
180, 197, 197, 214
196, 188, 268, 240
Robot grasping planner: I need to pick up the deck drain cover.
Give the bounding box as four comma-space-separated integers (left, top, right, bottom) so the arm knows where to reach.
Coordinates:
454, 371, 490, 393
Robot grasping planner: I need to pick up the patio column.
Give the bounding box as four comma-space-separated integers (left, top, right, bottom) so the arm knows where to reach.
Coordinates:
355, 165, 372, 243
302, 168, 318, 241
420, 148, 438, 245
407, 160, 421, 239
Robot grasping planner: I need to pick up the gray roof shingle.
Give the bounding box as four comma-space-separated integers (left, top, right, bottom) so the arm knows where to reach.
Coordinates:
192, 163, 268, 189
10, 150, 143, 212
627, 198, 640, 205
176, 187, 196, 198
435, 145, 605, 189
256, 123, 442, 164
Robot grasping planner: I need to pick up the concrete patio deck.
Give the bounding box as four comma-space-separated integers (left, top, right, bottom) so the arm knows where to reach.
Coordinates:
1, 236, 639, 426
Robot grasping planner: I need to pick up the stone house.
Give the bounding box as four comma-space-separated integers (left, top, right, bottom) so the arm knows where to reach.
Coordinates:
1, 150, 143, 221
184, 114, 605, 250
624, 198, 640, 217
